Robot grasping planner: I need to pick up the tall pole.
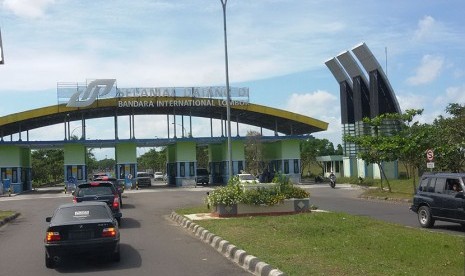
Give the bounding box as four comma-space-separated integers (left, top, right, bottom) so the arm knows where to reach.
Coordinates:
221, 0, 233, 181
0, 28, 4, 65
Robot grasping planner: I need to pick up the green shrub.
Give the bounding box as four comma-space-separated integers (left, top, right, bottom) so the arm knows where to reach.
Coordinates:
205, 183, 243, 207
206, 173, 309, 207
241, 187, 286, 206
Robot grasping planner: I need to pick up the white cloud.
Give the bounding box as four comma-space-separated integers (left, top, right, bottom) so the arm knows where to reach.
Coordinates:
285, 90, 338, 118
407, 55, 444, 85
414, 16, 437, 41
3, 0, 55, 19
396, 94, 426, 112
434, 84, 465, 107
285, 91, 342, 145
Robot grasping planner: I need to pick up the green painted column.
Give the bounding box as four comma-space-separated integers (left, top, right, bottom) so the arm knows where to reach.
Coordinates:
115, 142, 137, 182
166, 141, 196, 187
219, 140, 245, 183
208, 144, 225, 184
0, 145, 32, 193
64, 144, 87, 189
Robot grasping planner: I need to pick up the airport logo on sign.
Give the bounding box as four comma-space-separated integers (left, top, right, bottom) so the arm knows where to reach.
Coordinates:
64, 79, 249, 108
67, 79, 116, 107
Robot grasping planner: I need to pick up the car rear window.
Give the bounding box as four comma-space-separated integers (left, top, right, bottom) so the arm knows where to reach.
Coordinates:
197, 169, 208, 175
137, 173, 150, 178
77, 185, 114, 196
53, 205, 110, 223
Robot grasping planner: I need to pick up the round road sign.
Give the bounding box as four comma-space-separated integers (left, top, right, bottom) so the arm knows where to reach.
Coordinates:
426, 149, 434, 161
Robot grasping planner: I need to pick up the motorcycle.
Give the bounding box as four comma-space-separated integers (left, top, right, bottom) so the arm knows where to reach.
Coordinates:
329, 174, 336, 189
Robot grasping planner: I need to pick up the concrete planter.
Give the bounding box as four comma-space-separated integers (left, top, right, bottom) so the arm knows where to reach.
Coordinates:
214, 198, 310, 217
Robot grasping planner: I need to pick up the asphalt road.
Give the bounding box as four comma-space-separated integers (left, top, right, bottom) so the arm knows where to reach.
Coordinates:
0, 185, 250, 276
303, 183, 465, 235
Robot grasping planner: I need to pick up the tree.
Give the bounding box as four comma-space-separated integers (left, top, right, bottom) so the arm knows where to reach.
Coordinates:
196, 145, 209, 169
345, 114, 401, 192
137, 148, 167, 173
31, 149, 64, 185
244, 130, 265, 175
431, 103, 465, 172
392, 109, 435, 192
300, 136, 338, 176
86, 148, 98, 175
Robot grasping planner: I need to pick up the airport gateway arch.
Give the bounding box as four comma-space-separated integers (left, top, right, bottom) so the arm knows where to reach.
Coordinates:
0, 80, 328, 193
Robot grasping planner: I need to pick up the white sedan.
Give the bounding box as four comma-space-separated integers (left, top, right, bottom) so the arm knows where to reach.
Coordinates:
237, 173, 259, 184
154, 172, 165, 181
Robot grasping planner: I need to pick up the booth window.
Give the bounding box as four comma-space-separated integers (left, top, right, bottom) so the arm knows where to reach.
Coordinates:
77, 166, 83, 180
294, 159, 299, 173
12, 168, 17, 183
180, 163, 185, 177
1, 168, 6, 180
284, 160, 289, 174
189, 162, 194, 176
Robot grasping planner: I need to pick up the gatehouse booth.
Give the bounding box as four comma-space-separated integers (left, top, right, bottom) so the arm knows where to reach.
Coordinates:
0, 145, 31, 194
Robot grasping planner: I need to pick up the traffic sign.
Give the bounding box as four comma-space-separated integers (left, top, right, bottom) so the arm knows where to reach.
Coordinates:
426, 149, 434, 161
427, 162, 435, 169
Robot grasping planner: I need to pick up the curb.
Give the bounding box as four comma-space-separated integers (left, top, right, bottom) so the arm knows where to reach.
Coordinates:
359, 195, 412, 203
169, 211, 286, 276
0, 212, 20, 227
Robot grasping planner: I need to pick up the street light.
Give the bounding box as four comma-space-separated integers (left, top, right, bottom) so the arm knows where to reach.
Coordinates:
172, 123, 187, 138
220, 0, 233, 180
70, 126, 81, 138
0, 28, 4, 65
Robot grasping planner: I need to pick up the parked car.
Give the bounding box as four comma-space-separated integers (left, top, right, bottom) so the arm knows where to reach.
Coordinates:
44, 202, 120, 268
237, 173, 259, 184
410, 172, 465, 228
154, 172, 165, 181
196, 168, 210, 185
93, 176, 124, 207
92, 172, 108, 180
136, 172, 152, 187
73, 182, 122, 225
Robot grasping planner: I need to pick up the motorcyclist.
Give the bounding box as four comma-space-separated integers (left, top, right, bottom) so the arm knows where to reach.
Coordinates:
329, 171, 336, 188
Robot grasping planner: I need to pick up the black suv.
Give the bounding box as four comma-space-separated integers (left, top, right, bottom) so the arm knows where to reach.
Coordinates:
73, 182, 122, 225
136, 172, 152, 188
410, 173, 465, 228
196, 168, 209, 186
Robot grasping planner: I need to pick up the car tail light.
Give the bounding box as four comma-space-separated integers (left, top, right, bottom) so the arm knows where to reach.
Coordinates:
102, 227, 117, 237
46, 231, 61, 242
112, 195, 119, 209
90, 182, 100, 186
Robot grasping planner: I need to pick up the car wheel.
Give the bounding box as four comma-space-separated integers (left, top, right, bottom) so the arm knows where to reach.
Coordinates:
113, 251, 120, 262
418, 206, 435, 228
45, 252, 55, 269
113, 246, 121, 262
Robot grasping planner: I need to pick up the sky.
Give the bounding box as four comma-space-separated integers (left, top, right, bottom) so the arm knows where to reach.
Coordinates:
0, 0, 464, 159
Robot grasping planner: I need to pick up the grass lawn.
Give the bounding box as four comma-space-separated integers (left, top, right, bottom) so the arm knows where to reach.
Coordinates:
0, 210, 15, 221
177, 206, 465, 276
347, 178, 417, 200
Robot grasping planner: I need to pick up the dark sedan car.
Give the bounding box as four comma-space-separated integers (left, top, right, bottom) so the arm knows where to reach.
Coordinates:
93, 176, 124, 207
73, 182, 122, 225
44, 202, 120, 268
